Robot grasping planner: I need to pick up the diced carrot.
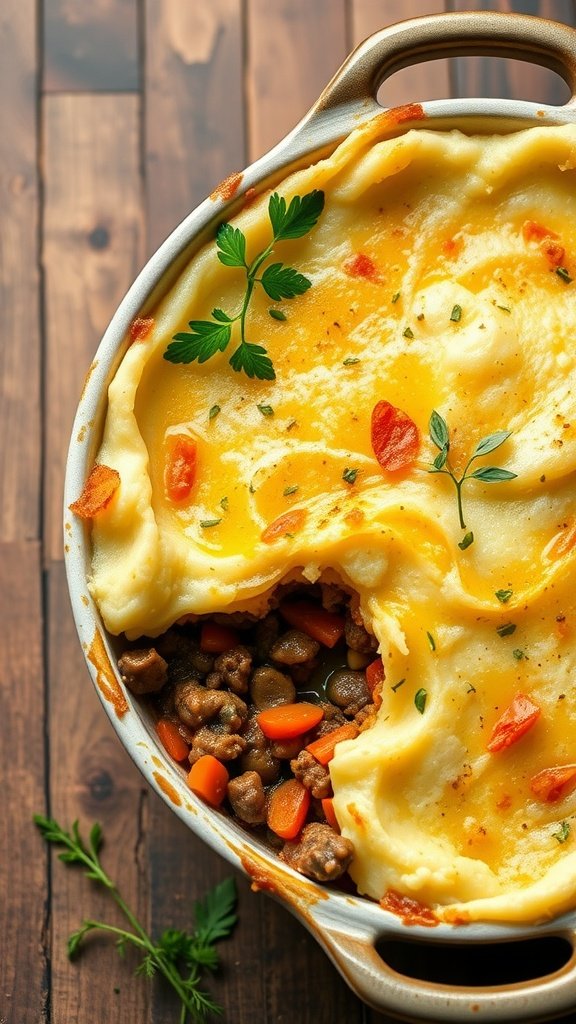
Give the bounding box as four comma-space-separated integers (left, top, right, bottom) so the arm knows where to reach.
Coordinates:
199, 622, 240, 653
530, 764, 576, 803
69, 463, 120, 519
486, 693, 541, 753
522, 220, 559, 243
371, 400, 419, 473
267, 778, 311, 840
187, 754, 229, 807
257, 702, 324, 740
541, 240, 565, 267
156, 718, 190, 762
321, 797, 340, 832
261, 508, 307, 543
306, 723, 359, 765
129, 316, 154, 341
279, 599, 345, 648
164, 434, 197, 503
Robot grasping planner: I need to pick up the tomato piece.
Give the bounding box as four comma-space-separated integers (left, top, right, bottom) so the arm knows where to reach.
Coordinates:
164, 435, 197, 503
371, 400, 419, 472
530, 765, 576, 802
261, 508, 307, 543
486, 693, 541, 753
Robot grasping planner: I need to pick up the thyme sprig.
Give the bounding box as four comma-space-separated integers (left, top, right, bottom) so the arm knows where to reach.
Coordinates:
428, 410, 517, 534
34, 814, 237, 1022
164, 190, 325, 381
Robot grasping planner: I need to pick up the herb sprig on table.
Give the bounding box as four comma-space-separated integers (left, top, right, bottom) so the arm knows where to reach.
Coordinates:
164, 189, 325, 381
34, 814, 237, 1023
427, 410, 517, 542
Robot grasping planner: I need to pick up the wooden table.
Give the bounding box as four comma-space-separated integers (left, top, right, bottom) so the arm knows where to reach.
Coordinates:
2, 2, 576, 1022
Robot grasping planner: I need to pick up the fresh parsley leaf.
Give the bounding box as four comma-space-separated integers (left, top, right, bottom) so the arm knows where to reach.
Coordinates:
208, 404, 221, 420
342, 467, 358, 485
458, 531, 474, 550
553, 821, 571, 843
257, 404, 274, 416
268, 189, 325, 241
429, 411, 450, 452
283, 485, 298, 495
414, 688, 427, 714
450, 304, 462, 322
556, 267, 573, 284
216, 222, 247, 267
426, 631, 436, 651
473, 430, 512, 458
269, 308, 287, 321
200, 519, 222, 528
229, 343, 276, 380
403, 326, 414, 339
470, 466, 517, 482
497, 622, 517, 637
165, 321, 231, 364
261, 263, 311, 301
495, 589, 513, 603
343, 357, 360, 366
211, 307, 233, 323
34, 814, 238, 1024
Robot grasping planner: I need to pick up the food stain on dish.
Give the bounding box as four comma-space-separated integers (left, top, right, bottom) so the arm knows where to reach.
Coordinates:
87, 629, 129, 717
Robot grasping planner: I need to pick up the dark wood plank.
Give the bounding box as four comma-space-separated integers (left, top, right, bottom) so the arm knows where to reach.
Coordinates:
351, 0, 451, 106
43, 0, 139, 92
0, 0, 41, 542
144, 0, 245, 255
43, 93, 144, 563
449, 0, 576, 104
0, 542, 48, 1024
246, 0, 349, 160
47, 562, 150, 1021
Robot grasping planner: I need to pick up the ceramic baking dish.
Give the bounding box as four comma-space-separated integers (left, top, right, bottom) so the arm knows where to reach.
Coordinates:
64, 12, 576, 1021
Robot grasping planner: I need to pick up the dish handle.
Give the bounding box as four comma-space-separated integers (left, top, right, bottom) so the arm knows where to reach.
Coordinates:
304, 11, 576, 129
305, 911, 576, 1023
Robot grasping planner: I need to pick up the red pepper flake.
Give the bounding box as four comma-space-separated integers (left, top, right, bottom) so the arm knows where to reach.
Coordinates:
522, 220, 559, 243
164, 434, 197, 503
441, 236, 463, 258
210, 171, 243, 202
530, 764, 576, 802
343, 253, 379, 281
371, 400, 419, 472
129, 316, 154, 342
261, 507, 307, 543
69, 464, 120, 519
243, 187, 257, 207
380, 889, 439, 927
486, 693, 541, 753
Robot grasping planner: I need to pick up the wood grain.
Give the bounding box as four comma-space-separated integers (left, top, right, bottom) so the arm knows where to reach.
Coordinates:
246, 0, 349, 160
0, 1, 41, 542
43, 94, 144, 563
43, 0, 139, 92
0, 543, 47, 1024
351, 0, 451, 106
144, 0, 245, 256
47, 563, 150, 1023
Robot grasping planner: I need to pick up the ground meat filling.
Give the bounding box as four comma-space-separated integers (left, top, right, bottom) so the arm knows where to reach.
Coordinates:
119, 585, 380, 885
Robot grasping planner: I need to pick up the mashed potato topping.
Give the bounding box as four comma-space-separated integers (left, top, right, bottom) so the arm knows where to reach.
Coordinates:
90, 119, 576, 923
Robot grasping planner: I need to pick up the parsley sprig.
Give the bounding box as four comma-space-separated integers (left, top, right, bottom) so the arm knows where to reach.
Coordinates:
164, 190, 325, 381
34, 814, 237, 1022
428, 411, 517, 534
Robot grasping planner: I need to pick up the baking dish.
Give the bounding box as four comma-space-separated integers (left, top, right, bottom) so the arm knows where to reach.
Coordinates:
64, 12, 576, 1021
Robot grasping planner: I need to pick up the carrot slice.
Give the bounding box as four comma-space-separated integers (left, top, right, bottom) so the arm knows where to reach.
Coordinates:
321, 797, 340, 832
279, 599, 345, 648
187, 754, 229, 807
530, 765, 576, 803
267, 779, 310, 840
486, 693, 541, 753
199, 622, 240, 653
164, 434, 197, 503
371, 400, 419, 473
261, 508, 307, 543
69, 463, 120, 519
156, 718, 190, 762
257, 702, 324, 740
306, 723, 359, 765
